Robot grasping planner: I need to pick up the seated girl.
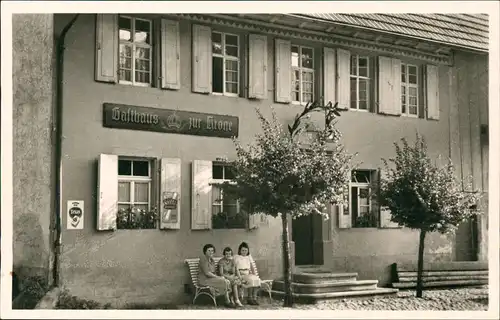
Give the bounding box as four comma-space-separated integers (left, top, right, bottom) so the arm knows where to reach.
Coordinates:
217, 247, 244, 307
198, 243, 232, 307
234, 242, 262, 305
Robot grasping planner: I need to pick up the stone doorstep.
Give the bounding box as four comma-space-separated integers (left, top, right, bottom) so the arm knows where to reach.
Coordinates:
273, 280, 379, 294
395, 261, 488, 272
392, 279, 489, 289
398, 270, 488, 277
398, 275, 489, 282
270, 287, 399, 303
292, 272, 359, 284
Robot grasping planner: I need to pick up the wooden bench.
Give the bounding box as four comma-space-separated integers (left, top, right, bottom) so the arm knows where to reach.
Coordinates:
185, 256, 273, 306
391, 261, 488, 289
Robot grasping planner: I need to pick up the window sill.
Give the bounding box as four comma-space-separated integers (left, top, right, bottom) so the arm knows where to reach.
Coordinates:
211, 92, 240, 98
118, 81, 152, 88
400, 113, 419, 119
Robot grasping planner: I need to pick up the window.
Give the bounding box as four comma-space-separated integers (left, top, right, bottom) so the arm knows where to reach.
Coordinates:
401, 64, 419, 116
211, 163, 246, 229
350, 55, 370, 111
118, 159, 151, 212
212, 32, 240, 95
291, 45, 314, 104
118, 16, 152, 86
350, 170, 376, 228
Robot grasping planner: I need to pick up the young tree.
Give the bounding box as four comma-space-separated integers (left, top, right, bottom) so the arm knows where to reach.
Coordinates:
221, 101, 354, 307
378, 134, 482, 298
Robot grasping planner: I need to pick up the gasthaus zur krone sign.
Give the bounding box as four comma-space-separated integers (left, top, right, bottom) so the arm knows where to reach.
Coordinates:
103, 103, 239, 138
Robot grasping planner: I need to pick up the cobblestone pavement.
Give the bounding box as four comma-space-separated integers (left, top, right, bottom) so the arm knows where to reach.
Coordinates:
178, 286, 488, 311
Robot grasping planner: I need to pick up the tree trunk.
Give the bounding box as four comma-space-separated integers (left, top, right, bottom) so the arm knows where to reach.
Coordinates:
416, 229, 427, 298
281, 213, 294, 307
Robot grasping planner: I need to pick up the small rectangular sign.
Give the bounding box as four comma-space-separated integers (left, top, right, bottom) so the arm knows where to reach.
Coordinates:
162, 192, 179, 223
103, 103, 239, 138
67, 200, 84, 230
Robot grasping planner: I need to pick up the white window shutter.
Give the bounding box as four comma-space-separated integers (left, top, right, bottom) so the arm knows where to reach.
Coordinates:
160, 158, 181, 230
336, 48, 350, 110
391, 58, 402, 115
323, 47, 336, 106
161, 19, 181, 90
426, 64, 440, 120
192, 24, 212, 94
191, 160, 212, 230
248, 213, 261, 230
248, 34, 268, 100
97, 154, 118, 230
378, 56, 401, 116
95, 14, 118, 83
274, 39, 291, 103
378, 170, 400, 228
338, 182, 351, 228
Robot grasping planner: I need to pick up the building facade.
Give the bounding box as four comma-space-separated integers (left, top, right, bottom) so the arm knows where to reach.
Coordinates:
48, 13, 489, 306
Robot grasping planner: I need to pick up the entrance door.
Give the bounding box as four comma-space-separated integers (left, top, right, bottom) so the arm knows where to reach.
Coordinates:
292, 215, 314, 265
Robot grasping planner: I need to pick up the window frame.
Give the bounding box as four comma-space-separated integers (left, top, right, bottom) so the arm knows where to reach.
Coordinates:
401, 63, 419, 118
118, 15, 153, 87
210, 162, 243, 229
349, 170, 375, 228
350, 54, 371, 112
117, 158, 152, 212
291, 45, 315, 105
211, 31, 240, 97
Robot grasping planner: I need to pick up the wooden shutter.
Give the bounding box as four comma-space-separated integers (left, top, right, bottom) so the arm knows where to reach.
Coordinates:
161, 19, 181, 90
192, 24, 212, 94
97, 154, 118, 230
95, 14, 118, 83
378, 169, 400, 228
191, 160, 212, 230
323, 47, 336, 106
274, 39, 291, 103
248, 213, 261, 230
160, 158, 181, 230
248, 34, 268, 100
338, 177, 351, 229
378, 56, 402, 116
426, 64, 440, 120
336, 48, 350, 110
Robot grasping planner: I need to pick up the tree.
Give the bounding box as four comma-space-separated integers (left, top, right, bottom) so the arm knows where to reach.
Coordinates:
378, 134, 482, 298
220, 100, 354, 307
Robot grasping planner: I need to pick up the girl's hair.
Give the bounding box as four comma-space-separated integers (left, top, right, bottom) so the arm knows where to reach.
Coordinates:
238, 242, 250, 255
222, 247, 232, 255
203, 243, 216, 254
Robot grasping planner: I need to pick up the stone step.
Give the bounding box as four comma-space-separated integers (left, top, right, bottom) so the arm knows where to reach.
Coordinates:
392, 279, 488, 289
292, 272, 358, 284
398, 270, 488, 278
273, 279, 378, 294
394, 261, 488, 272
271, 287, 399, 304
398, 275, 489, 282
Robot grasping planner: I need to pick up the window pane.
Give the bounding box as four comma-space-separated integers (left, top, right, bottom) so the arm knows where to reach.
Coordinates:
401, 65, 406, 83
135, 204, 148, 212
135, 59, 150, 71
134, 182, 149, 203
303, 82, 313, 93
118, 182, 130, 202
358, 57, 368, 67
351, 186, 358, 218
135, 71, 150, 84
225, 60, 238, 72
120, 44, 132, 58
120, 57, 132, 70
302, 93, 313, 103
409, 87, 417, 96
359, 100, 368, 110
118, 160, 132, 175
291, 91, 300, 102
408, 65, 417, 75
409, 96, 417, 106
350, 56, 357, 75
212, 42, 222, 55
212, 57, 223, 93
359, 91, 367, 101
212, 205, 222, 215
225, 70, 238, 82
302, 71, 313, 82
358, 67, 368, 77
133, 161, 149, 176
359, 206, 370, 215
359, 79, 367, 91
119, 70, 131, 82
212, 32, 222, 44
402, 103, 406, 114
225, 34, 238, 46
225, 82, 238, 94
301, 48, 313, 69
291, 47, 299, 67
409, 105, 418, 115
409, 75, 417, 84
224, 166, 235, 180
135, 47, 150, 60
118, 204, 131, 212
213, 164, 224, 179
225, 45, 238, 57
223, 204, 238, 217
292, 80, 300, 92
212, 186, 222, 203
119, 17, 131, 41
134, 19, 151, 44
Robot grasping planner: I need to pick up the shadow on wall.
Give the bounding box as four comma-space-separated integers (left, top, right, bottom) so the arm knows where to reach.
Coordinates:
13, 211, 50, 306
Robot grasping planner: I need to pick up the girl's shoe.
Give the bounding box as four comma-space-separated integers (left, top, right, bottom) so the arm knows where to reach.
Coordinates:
235, 300, 244, 307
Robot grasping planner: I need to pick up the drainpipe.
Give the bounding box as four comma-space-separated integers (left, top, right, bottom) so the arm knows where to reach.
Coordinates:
53, 13, 79, 287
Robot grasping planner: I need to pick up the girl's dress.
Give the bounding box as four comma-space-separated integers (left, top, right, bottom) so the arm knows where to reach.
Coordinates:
198, 255, 230, 295
234, 254, 261, 287
218, 257, 242, 286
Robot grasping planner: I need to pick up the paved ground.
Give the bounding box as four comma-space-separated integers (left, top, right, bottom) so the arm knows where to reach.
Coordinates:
177, 286, 488, 311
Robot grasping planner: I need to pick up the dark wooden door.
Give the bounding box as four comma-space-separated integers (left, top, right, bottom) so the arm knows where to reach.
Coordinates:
292, 215, 314, 265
